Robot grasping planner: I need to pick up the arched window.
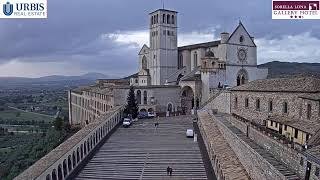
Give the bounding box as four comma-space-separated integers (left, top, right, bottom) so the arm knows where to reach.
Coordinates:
156, 14, 158, 23
63, 160, 68, 177
52, 169, 57, 180
58, 165, 63, 180
237, 69, 248, 86
172, 15, 175, 24
240, 35, 244, 43
283, 102, 288, 114
193, 52, 198, 68
76, 148, 80, 163
163, 14, 166, 23
307, 104, 312, 119
137, 90, 141, 104
178, 54, 183, 69
241, 76, 246, 85
268, 100, 273, 112
151, 16, 153, 25
234, 97, 238, 109
256, 98, 260, 111
142, 56, 147, 69
143, 91, 147, 105
68, 155, 72, 171
167, 14, 170, 24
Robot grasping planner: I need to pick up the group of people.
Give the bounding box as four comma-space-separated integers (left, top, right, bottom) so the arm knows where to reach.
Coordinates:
166, 166, 173, 176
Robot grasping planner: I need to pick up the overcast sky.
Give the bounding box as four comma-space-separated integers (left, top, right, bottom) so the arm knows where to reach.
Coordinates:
0, 0, 319, 77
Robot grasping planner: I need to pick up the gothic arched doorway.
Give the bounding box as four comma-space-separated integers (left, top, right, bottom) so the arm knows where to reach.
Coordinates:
181, 86, 194, 115
236, 69, 249, 86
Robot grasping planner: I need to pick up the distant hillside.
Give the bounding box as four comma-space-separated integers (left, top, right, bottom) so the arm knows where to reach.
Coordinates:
258, 61, 320, 78
0, 72, 117, 89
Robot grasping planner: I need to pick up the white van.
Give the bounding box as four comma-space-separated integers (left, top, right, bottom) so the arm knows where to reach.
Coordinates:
186, 129, 194, 138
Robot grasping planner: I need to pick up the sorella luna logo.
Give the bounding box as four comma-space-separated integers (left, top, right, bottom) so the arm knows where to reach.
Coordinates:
1, 0, 47, 18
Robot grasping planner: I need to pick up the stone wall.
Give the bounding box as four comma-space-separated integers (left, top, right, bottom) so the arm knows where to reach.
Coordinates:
227, 115, 320, 179
211, 113, 288, 180
248, 124, 304, 178
231, 91, 307, 124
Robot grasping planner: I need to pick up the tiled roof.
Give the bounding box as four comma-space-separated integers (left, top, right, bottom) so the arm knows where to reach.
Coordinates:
198, 110, 250, 180
267, 115, 320, 135
181, 67, 201, 81
299, 93, 320, 101
232, 77, 320, 93
178, 40, 220, 51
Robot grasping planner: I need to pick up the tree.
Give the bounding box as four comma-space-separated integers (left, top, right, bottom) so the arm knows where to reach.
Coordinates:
124, 86, 139, 119
53, 117, 64, 131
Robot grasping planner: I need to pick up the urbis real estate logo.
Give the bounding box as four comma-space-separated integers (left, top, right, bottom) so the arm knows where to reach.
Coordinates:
272, 0, 320, 19
1, 0, 47, 18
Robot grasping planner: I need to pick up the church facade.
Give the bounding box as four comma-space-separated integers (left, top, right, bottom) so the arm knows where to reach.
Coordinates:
68, 8, 268, 126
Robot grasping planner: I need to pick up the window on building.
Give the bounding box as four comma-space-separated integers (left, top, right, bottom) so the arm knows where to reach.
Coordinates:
178, 54, 183, 69
315, 167, 320, 177
167, 14, 170, 24
135, 79, 138, 83
275, 123, 278, 128
283, 102, 288, 114
284, 125, 287, 131
256, 98, 260, 111
193, 52, 198, 68
167, 30, 170, 36
245, 98, 249, 108
307, 104, 312, 119
271, 121, 273, 126
240, 35, 244, 43
143, 91, 147, 105
171, 15, 175, 24
268, 100, 273, 112
163, 14, 165, 23
235, 97, 238, 109
151, 16, 153, 25
156, 14, 158, 23
294, 128, 298, 138
300, 157, 304, 166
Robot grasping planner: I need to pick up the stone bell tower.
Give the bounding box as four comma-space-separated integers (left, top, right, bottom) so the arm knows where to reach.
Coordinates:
149, 9, 178, 85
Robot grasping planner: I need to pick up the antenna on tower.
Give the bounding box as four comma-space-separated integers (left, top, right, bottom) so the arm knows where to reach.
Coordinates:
162, 0, 165, 9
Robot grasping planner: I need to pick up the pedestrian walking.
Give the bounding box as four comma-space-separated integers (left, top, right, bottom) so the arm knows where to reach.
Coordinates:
166, 166, 170, 175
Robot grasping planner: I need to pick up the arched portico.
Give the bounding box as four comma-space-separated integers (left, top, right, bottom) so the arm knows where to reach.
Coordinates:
181, 86, 194, 115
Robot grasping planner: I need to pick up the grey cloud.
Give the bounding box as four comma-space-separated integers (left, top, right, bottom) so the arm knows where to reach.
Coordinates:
0, 0, 319, 76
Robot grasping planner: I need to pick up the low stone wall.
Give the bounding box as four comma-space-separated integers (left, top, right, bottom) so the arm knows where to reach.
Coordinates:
14, 106, 124, 180
248, 125, 304, 178
211, 113, 287, 180
228, 115, 305, 179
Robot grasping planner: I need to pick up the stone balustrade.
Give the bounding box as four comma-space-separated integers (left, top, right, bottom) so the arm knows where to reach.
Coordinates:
14, 106, 124, 180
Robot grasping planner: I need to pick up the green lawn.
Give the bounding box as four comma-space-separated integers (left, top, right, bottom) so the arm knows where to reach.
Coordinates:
0, 109, 55, 123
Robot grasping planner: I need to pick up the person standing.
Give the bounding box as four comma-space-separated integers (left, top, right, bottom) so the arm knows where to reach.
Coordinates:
169, 167, 173, 176
166, 166, 170, 175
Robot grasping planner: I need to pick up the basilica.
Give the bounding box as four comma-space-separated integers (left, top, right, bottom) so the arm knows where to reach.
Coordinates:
68, 8, 268, 126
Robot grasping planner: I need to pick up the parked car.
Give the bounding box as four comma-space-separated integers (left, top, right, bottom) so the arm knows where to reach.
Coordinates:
147, 112, 156, 118
138, 112, 148, 119
123, 118, 132, 128
223, 84, 231, 90
186, 129, 194, 138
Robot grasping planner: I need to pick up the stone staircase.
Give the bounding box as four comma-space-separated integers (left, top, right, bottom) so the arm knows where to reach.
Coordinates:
75, 116, 208, 180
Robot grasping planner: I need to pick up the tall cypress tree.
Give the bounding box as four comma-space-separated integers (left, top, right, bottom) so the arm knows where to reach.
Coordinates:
124, 86, 139, 119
